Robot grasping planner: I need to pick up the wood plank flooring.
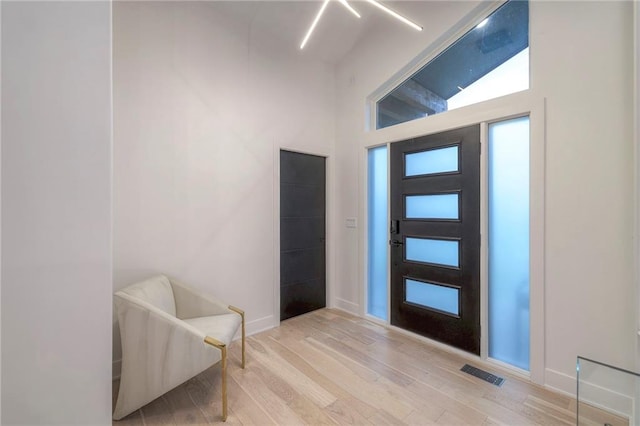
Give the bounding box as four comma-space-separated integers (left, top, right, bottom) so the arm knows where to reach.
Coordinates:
112, 308, 627, 425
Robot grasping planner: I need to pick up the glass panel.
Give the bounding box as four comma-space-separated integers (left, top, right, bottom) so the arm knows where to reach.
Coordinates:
405, 146, 458, 177
406, 237, 459, 267
377, 0, 529, 129
488, 116, 530, 371
448, 48, 529, 111
367, 146, 388, 320
405, 279, 459, 315
406, 193, 459, 220
577, 357, 638, 425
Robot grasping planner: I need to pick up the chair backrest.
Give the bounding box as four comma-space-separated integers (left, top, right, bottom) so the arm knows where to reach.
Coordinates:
117, 275, 176, 317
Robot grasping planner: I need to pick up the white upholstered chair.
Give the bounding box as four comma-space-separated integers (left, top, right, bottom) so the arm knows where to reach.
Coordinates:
113, 275, 245, 421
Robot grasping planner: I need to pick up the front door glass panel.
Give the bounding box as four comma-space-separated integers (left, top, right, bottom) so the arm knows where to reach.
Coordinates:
405, 193, 459, 220
405, 145, 458, 177
405, 278, 460, 316
405, 237, 459, 268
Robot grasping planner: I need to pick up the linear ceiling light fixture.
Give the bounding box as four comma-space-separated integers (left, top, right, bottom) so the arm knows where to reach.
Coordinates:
300, 0, 331, 50
363, 0, 422, 31
300, 0, 421, 50
337, 0, 361, 18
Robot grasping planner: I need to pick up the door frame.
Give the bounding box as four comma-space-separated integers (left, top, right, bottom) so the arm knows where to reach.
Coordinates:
273, 146, 333, 329
361, 90, 546, 384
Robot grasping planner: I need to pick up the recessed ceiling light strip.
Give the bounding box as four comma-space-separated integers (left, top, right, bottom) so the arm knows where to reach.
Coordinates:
363, 0, 423, 31
337, 0, 361, 18
300, 0, 331, 49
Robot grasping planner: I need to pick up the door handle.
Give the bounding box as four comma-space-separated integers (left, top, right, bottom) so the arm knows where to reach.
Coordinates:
389, 239, 404, 247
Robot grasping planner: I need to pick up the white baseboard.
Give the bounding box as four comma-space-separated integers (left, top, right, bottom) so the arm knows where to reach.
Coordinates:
334, 298, 360, 315
544, 368, 576, 397
245, 314, 275, 336
545, 368, 633, 419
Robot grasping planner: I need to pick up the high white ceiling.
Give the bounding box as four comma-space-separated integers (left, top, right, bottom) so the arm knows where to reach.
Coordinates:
210, 1, 431, 64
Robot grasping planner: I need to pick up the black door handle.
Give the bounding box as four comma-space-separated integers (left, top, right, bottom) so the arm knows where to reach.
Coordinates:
389, 239, 404, 247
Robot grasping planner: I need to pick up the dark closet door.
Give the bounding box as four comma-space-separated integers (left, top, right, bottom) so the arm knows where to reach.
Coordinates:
280, 150, 326, 321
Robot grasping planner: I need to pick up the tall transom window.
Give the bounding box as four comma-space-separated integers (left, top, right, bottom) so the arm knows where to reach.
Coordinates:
377, 0, 529, 129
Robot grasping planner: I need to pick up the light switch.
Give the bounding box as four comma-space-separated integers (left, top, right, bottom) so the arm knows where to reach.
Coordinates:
346, 217, 357, 228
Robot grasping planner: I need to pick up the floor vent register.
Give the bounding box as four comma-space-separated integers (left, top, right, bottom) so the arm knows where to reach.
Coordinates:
460, 364, 505, 387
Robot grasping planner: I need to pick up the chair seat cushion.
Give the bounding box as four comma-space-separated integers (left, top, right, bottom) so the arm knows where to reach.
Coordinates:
184, 313, 241, 346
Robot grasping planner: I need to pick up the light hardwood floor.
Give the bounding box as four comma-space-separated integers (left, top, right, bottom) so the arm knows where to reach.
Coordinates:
113, 308, 626, 425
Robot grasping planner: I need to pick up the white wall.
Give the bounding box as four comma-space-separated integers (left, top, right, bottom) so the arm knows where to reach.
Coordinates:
1, 1, 113, 424
531, 0, 635, 393
112, 2, 335, 366
334, 0, 636, 396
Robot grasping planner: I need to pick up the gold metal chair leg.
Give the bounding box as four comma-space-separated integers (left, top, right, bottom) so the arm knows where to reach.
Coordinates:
229, 305, 246, 369
240, 313, 245, 369
204, 307, 245, 422
204, 336, 228, 422
221, 345, 227, 421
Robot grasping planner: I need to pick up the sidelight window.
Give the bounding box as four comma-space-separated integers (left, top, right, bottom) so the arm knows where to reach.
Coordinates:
367, 146, 388, 320
488, 116, 530, 371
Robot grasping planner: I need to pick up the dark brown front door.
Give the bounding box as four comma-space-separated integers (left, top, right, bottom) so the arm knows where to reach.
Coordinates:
390, 125, 480, 354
